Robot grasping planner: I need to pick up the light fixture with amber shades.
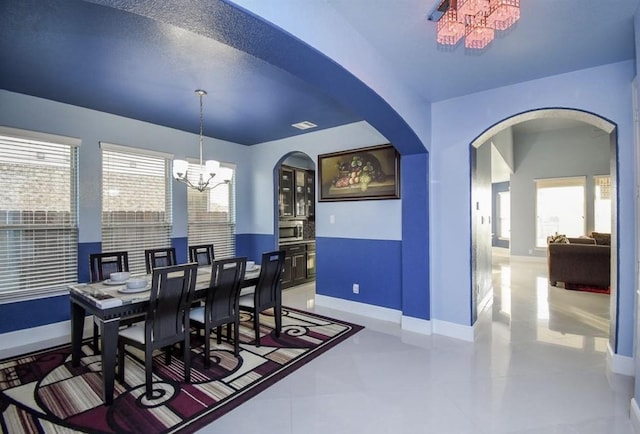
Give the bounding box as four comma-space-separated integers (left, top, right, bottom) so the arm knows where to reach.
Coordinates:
431, 0, 520, 49
173, 89, 233, 192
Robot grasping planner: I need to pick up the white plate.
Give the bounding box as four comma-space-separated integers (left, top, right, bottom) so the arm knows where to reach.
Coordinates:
117, 285, 150, 294
246, 265, 260, 272
103, 279, 127, 286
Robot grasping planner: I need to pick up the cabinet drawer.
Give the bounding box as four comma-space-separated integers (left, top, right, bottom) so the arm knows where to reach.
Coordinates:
285, 245, 305, 254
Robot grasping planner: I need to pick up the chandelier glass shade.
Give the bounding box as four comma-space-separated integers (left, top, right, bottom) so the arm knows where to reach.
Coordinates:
173, 90, 232, 192
436, 0, 520, 49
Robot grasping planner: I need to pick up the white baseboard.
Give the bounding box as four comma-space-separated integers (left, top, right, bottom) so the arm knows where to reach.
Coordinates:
606, 342, 635, 376
401, 315, 432, 334
0, 317, 94, 360
314, 294, 402, 323
314, 295, 476, 340
432, 319, 474, 342
631, 398, 640, 434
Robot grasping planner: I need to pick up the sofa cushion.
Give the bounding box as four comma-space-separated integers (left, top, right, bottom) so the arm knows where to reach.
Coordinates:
590, 232, 611, 246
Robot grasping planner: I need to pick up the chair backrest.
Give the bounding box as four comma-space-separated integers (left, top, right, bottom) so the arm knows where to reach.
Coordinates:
146, 263, 198, 348
253, 250, 286, 311
89, 251, 129, 282
189, 244, 215, 266
204, 257, 247, 325
144, 247, 177, 274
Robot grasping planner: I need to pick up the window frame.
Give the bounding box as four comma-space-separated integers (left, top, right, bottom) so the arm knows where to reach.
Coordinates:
186, 159, 236, 259
100, 142, 173, 275
0, 126, 80, 302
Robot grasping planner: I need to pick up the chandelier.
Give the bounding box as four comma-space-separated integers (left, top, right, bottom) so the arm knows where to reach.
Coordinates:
173, 89, 233, 192
434, 0, 520, 49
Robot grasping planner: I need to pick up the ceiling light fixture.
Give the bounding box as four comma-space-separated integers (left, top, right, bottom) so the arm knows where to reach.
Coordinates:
173, 89, 233, 192
432, 0, 520, 49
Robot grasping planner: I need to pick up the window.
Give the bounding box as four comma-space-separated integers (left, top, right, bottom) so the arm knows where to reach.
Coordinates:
497, 191, 510, 239
594, 175, 611, 233
187, 162, 236, 258
535, 177, 586, 247
0, 127, 79, 299
101, 143, 172, 274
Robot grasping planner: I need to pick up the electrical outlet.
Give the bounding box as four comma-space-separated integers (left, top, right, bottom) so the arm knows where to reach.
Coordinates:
353, 283, 359, 294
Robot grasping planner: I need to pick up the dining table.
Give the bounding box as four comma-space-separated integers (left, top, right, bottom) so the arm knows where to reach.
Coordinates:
68, 264, 261, 405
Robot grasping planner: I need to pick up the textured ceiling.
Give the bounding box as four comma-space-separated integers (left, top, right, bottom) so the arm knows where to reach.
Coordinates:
1, 0, 638, 147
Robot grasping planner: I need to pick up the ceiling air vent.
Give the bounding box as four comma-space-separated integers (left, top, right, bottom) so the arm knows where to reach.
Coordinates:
291, 121, 318, 130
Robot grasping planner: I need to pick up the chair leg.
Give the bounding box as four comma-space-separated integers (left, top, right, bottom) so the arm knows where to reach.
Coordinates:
164, 346, 171, 365
184, 334, 191, 383
93, 322, 100, 354
117, 340, 125, 383
274, 304, 282, 338
204, 323, 211, 368
233, 320, 239, 356
216, 325, 222, 344
254, 310, 260, 346
145, 346, 153, 399
226, 323, 232, 342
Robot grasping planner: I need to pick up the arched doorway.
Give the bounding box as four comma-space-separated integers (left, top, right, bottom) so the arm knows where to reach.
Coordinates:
470, 108, 618, 348
274, 151, 317, 290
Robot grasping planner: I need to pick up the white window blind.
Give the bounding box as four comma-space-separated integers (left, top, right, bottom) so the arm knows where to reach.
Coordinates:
0, 130, 78, 299
101, 144, 172, 274
187, 163, 236, 259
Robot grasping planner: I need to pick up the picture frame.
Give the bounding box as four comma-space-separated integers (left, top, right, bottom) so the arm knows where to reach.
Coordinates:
318, 144, 400, 202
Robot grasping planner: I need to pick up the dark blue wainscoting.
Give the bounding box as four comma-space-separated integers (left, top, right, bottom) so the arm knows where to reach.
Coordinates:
316, 237, 402, 310
236, 233, 278, 264
0, 294, 70, 333
172, 237, 188, 263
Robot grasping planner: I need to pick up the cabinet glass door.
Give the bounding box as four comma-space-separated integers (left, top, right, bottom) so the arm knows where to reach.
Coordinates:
279, 168, 294, 217
295, 170, 307, 217
305, 171, 315, 218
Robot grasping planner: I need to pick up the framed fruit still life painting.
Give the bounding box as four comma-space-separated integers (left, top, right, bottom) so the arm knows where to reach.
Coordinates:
318, 144, 400, 202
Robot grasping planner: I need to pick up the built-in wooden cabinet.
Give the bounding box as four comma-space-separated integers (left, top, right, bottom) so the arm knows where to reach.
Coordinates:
281, 241, 315, 288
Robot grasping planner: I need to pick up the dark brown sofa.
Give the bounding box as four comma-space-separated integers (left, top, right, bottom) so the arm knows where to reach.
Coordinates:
547, 237, 610, 287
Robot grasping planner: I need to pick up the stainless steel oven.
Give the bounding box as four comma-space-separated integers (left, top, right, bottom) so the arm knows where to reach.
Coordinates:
279, 220, 303, 243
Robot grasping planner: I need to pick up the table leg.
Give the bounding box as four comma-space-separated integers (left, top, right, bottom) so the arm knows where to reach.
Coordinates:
70, 301, 85, 367
101, 318, 119, 405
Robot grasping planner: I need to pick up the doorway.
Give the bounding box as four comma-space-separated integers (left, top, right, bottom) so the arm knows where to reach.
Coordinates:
275, 152, 317, 290
470, 108, 618, 348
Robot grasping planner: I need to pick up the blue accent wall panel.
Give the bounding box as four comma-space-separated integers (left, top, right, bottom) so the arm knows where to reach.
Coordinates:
401, 153, 430, 320
236, 233, 277, 264
316, 237, 401, 310
0, 295, 70, 333
78, 241, 101, 283
172, 237, 188, 263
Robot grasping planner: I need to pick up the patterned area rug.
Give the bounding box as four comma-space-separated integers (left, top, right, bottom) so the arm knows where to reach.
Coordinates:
0, 307, 363, 433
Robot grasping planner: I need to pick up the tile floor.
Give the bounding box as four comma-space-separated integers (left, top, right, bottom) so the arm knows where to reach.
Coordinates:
199, 252, 635, 433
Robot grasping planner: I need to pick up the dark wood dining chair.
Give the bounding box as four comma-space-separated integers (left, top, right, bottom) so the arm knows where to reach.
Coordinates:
189, 244, 215, 266
190, 257, 246, 365
117, 263, 198, 399
89, 251, 130, 354
238, 250, 286, 347
144, 247, 177, 274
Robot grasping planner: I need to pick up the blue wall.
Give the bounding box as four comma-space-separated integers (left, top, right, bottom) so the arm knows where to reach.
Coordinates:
316, 237, 402, 309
